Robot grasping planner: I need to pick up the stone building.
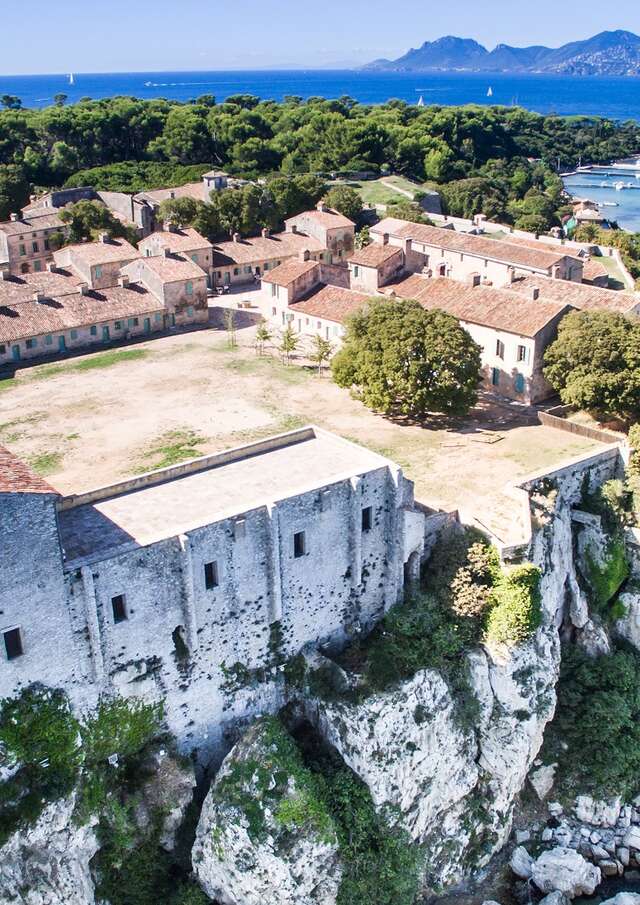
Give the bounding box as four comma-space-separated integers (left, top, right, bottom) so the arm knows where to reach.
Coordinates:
0, 211, 68, 276
284, 203, 355, 263
212, 229, 326, 289
138, 224, 214, 285
54, 235, 140, 290
347, 242, 404, 292
0, 426, 427, 760
370, 218, 584, 287
510, 273, 640, 314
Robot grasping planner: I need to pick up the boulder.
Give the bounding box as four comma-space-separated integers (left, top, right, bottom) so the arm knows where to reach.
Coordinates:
529, 763, 557, 800
531, 847, 601, 897
0, 793, 98, 905
511, 845, 533, 879
575, 795, 621, 827
600, 895, 640, 905
192, 718, 342, 905
539, 892, 570, 905
623, 826, 640, 850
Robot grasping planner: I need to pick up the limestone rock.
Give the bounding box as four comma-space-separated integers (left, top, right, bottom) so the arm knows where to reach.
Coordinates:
575, 796, 622, 828
576, 619, 611, 657
531, 847, 601, 898
192, 719, 342, 905
623, 826, 640, 850
539, 892, 570, 905
615, 591, 640, 652
133, 746, 196, 851
529, 763, 557, 800
599, 894, 640, 905
510, 845, 533, 879
0, 793, 98, 905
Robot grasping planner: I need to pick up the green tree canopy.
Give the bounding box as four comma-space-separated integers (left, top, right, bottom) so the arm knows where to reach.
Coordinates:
331, 298, 481, 418
543, 310, 640, 421
323, 184, 363, 223
157, 196, 199, 227
59, 199, 137, 245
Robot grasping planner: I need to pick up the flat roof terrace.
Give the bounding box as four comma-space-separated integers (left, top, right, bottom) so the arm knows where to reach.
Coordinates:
57, 427, 395, 566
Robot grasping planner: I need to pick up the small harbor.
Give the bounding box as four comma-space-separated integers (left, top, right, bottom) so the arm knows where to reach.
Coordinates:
563, 156, 640, 232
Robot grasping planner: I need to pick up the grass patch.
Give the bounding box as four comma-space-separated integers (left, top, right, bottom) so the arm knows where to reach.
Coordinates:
0, 411, 47, 443
223, 350, 312, 385
0, 378, 14, 392
135, 429, 207, 472
28, 451, 63, 475
33, 348, 149, 380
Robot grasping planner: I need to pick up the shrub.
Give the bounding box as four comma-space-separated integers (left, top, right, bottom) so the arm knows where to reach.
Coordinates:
542, 644, 640, 798
82, 697, 164, 766
584, 536, 629, 613
484, 563, 542, 647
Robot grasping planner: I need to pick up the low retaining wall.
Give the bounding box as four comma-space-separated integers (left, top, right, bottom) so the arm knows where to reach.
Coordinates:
538, 405, 625, 444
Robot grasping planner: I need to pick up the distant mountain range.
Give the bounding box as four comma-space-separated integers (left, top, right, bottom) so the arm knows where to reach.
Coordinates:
364, 30, 640, 76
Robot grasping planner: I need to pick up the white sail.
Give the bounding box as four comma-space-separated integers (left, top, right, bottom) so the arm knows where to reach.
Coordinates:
417, 95, 424, 107
69, 73, 74, 85
487, 86, 493, 97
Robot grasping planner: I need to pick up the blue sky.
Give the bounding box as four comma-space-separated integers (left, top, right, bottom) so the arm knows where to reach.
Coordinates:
2, 0, 639, 74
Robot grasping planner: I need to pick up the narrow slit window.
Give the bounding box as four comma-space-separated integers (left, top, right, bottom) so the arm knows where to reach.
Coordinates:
294, 531, 306, 558
3, 627, 23, 660
111, 594, 127, 623
204, 561, 219, 590
362, 506, 372, 532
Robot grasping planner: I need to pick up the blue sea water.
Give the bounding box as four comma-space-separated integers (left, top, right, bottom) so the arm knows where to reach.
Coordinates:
2, 69, 640, 120
564, 168, 640, 233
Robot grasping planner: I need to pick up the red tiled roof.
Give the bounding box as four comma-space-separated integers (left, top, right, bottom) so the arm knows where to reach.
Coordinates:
134, 183, 206, 205
139, 227, 213, 255
0, 212, 65, 236
55, 237, 140, 267
511, 274, 640, 313
582, 259, 609, 283
261, 259, 319, 287
348, 244, 403, 268
386, 275, 571, 337
0, 445, 57, 494
286, 207, 355, 230
212, 230, 325, 267
125, 254, 207, 284
0, 269, 84, 305
289, 284, 371, 323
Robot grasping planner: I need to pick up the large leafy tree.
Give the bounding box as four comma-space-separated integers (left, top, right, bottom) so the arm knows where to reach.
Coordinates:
543, 310, 640, 421
331, 298, 481, 418
323, 184, 363, 223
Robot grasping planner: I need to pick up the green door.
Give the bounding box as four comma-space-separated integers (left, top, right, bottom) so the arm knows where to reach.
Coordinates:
58, 335, 66, 352
102, 326, 110, 342
144, 318, 151, 333
11, 345, 20, 361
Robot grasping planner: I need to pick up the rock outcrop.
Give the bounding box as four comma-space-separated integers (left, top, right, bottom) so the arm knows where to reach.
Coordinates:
192, 719, 342, 905
0, 794, 99, 905
531, 847, 601, 898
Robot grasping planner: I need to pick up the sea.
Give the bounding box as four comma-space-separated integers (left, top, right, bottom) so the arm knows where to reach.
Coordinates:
3, 68, 640, 231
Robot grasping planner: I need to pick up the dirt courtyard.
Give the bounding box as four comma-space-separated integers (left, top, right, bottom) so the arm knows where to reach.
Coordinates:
0, 317, 601, 543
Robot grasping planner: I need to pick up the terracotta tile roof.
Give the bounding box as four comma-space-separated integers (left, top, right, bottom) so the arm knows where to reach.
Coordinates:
0, 284, 162, 343
0, 269, 84, 305
55, 237, 140, 267
370, 217, 413, 237
212, 230, 325, 267
0, 211, 65, 236
497, 235, 583, 262
0, 445, 57, 495
134, 183, 206, 205
289, 284, 370, 323
261, 259, 319, 287
385, 275, 571, 337
139, 227, 212, 255
510, 274, 640, 313
372, 218, 574, 271
202, 169, 228, 178
582, 259, 609, 283
348, 244, 403, 268
127, 254, 206, 284
286, 207, 355, 230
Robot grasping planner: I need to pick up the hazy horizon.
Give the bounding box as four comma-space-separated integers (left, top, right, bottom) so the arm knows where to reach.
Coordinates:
2, 0, 640, 76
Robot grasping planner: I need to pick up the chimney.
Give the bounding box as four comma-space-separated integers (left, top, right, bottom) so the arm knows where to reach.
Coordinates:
29, 194, 37, 203
47, 262, 58, 273
9, 213, 19, 222
382, 232, 389, 246
163, 247, 172, 258
98, 232, 110, 244
119, 275, 130, 288
261, 227, 270, 238
290, 224, 298, 235
316, 201, 328, 213
163, 219, 177, 233
531, 286, 540, 301
33, 290, 45, 303
299, 249, 310, 262
232, 232, 240, 243
78, 283, 89, 296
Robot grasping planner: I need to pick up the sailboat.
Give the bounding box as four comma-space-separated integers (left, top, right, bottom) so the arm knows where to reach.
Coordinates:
417, 95, 424, 107
68, 73, 75, 86
487, 86, 493, 97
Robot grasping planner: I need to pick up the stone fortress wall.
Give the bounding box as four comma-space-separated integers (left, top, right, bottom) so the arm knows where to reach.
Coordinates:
0, 426, 428, 763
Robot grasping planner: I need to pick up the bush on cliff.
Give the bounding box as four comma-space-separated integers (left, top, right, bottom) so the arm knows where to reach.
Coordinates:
484, 563, 542, 647
543, 644, 640, 798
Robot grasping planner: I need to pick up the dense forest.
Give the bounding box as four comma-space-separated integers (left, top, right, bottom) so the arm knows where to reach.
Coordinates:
1, 93, 640, 232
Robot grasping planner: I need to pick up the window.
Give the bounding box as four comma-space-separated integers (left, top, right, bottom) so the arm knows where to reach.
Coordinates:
216, 271, 222, 279
517, 344, 530, 364
32, 241, 39, 253
495, 339, 505, 359
264, 262, 269, 271
271, 307, 276, 316
294, 531, 306, 558
44, 239, 50, 251
362, 506, 372, 532
187, 306, 194, 316
204, 561, 219, 589
233, 268, 239, 276
90, 325, 97, 336
95, 265, 103, 278
19, 244, 26, 256
114, 321, 122, 330
70, 329, 78, 339
0, 344, 6, 355
154, 313, 162, 323
491, 367, 500, 386
3, 627, 23, 660
34, 260, 42, 272
244, 266, 252, 274
128, 317, 139, 327
354, 265, 359, 278
186, 281, 193, 295
191, 254, 198, 263
45, 335, 52, 345
111, 595, 127, 623
25, 338, 36, 349
271, 283, 277, 298
514, 373, 526, 394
